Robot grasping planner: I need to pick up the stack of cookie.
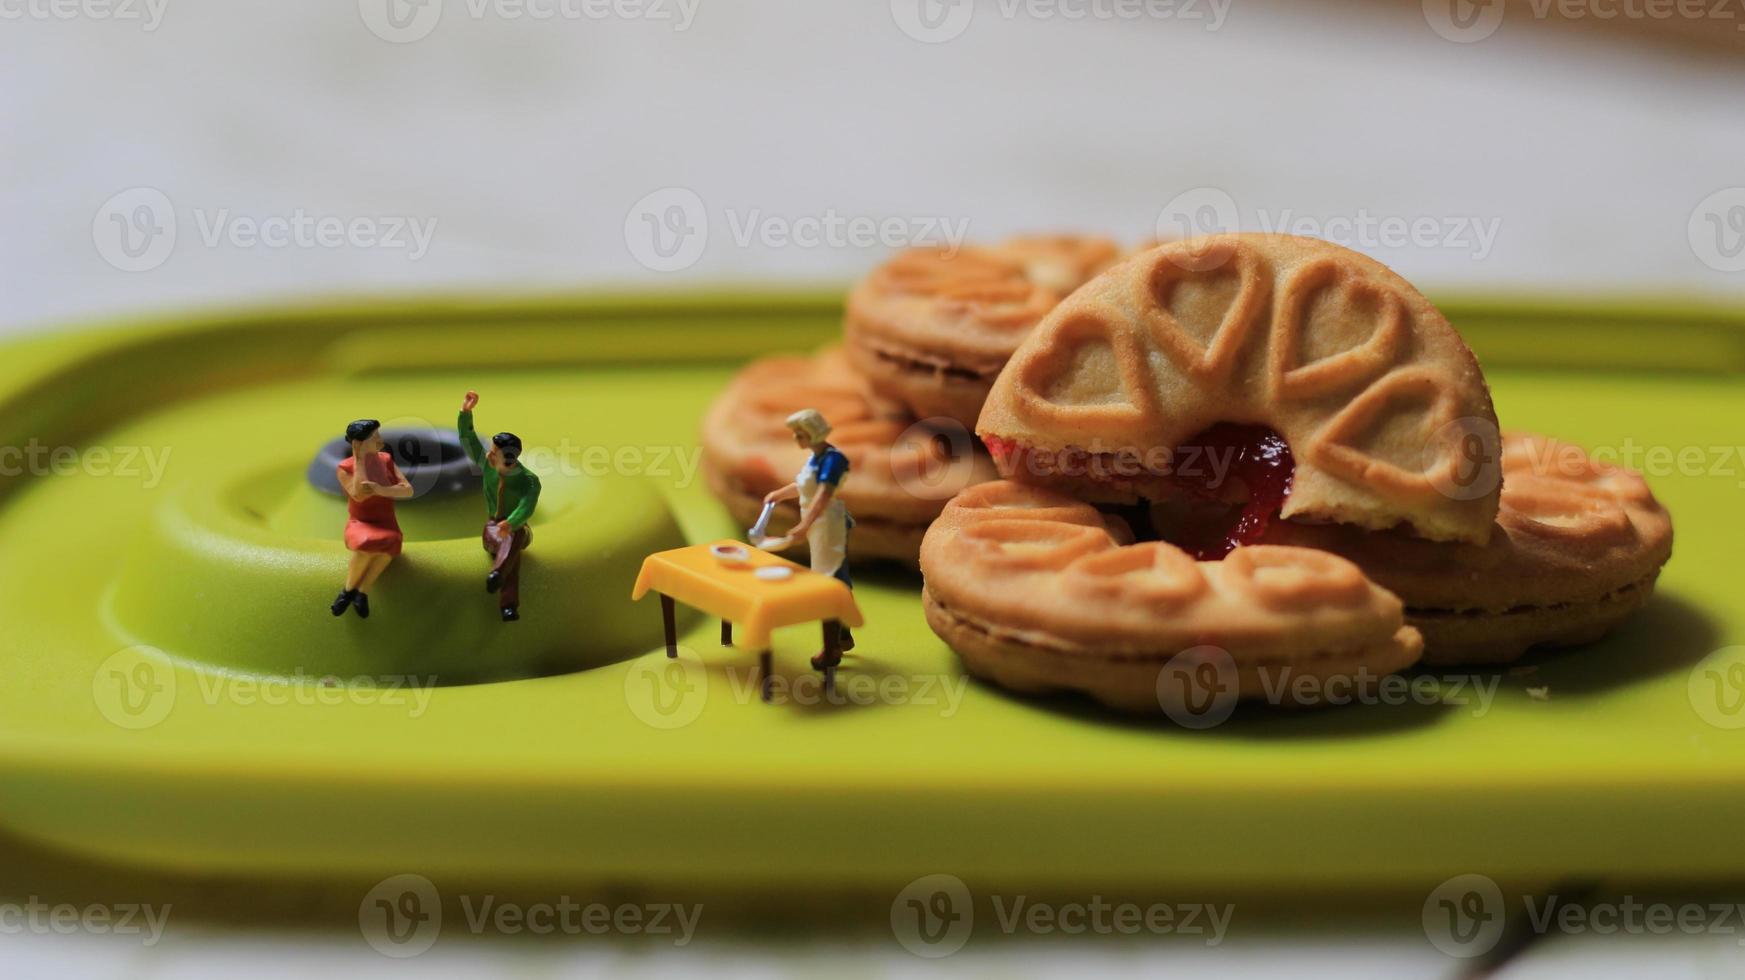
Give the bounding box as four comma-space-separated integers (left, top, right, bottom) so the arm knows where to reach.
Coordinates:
920, 234, 1674, 710
703, 233, 1674, 711
700, 235, 1122, 562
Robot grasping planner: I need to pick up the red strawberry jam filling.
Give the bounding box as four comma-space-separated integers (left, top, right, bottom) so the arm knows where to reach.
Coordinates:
983, 423, 1294, 561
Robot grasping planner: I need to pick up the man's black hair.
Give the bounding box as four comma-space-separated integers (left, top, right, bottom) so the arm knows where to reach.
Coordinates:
345, 419, 381, 444
492, 432, 522, 464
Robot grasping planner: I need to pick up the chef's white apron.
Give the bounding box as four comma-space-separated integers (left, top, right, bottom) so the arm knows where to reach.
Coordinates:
795, 454, 849, 580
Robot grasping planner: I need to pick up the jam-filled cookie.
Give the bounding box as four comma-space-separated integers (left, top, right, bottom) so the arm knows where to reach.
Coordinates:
977, 234, 1502, 548
920, 481, 1424, 712
843, 235, 1121, 430
1262, 432, 1673, 663
701, 348, 999, 564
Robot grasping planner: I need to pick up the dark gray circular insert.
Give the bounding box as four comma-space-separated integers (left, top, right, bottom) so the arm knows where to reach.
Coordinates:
307, 428, 481, 500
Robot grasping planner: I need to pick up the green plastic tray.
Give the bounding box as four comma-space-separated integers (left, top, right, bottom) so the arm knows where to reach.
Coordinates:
0, 291, 1741, 890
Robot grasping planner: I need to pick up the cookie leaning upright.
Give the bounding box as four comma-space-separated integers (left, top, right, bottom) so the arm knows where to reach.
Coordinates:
701, 348, 998, 564
978, 234, 1502, 544
843, 235, 1121, 430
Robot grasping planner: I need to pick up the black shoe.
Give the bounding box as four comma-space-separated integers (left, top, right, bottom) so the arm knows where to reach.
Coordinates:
839, 628, 855, 652
486, 570, 502, 594
811, 650, 842, 671
500, 605, 519, 622
352, 592, 370, 619
331, 589, 355, 616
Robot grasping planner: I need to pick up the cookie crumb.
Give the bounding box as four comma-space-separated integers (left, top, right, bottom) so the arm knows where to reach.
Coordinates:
1526, 686, 1550, 701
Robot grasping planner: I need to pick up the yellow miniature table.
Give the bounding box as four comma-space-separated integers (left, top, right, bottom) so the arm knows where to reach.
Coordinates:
631, 540, 864, 701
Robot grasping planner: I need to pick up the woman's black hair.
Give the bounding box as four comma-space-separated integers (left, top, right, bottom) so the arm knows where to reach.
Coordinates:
346, 419, 381, 445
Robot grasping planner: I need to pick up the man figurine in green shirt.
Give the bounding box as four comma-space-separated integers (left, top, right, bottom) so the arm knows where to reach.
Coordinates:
459, 390, 541, 622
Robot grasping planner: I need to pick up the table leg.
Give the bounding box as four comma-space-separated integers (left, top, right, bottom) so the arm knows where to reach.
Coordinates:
661, 594, 677, 658
721, 619, 732, 647
759, 650, 772, 703
819, 618, 842, 670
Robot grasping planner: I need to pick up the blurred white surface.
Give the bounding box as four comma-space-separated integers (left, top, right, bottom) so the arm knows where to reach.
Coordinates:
0, 926, 1467, 980
2, 0, 1743, 334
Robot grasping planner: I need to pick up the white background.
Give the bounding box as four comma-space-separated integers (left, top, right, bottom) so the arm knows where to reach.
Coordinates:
3, 0, 1744, 335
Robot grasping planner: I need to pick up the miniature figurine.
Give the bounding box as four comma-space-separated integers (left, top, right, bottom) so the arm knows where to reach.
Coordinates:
459, 390, 540, 622
756, 408, 855, 668
331, 419, 413, 619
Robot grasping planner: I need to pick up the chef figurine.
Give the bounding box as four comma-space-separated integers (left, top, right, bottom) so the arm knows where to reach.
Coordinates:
757, 408, 855, 668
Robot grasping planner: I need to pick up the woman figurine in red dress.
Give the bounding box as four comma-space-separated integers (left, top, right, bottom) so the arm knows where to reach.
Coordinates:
331, 419, 413, 619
